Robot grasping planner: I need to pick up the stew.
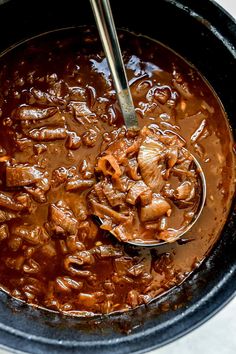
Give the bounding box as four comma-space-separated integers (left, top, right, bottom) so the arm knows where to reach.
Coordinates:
0, 28, 234, 315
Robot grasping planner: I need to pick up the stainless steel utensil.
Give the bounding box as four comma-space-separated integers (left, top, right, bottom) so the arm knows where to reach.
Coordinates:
90, 0, 206, 247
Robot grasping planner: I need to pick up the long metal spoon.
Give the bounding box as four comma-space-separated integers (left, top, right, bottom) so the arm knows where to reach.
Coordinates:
89, 0, 138, 129
90, 0, 206, 247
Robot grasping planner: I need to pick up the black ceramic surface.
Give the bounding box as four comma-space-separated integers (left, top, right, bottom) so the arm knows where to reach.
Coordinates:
0, 0, 235, 353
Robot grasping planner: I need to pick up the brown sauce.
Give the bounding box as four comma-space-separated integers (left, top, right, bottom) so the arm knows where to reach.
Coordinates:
0, 27, 234, 316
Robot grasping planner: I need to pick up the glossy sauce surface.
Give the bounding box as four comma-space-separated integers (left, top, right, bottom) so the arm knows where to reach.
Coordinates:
0, 28, 234, 315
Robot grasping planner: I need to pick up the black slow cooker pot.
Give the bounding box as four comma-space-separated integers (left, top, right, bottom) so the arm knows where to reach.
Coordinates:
0, 0, 235, 353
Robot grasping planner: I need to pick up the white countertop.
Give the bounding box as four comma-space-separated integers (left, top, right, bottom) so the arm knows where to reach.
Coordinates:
0, 1, 235, 354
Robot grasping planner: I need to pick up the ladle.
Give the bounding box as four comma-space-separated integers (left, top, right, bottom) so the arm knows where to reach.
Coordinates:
90, 0, 206, 247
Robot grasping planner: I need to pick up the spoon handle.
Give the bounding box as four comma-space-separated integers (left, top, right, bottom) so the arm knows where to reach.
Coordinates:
90, 0, 138, 128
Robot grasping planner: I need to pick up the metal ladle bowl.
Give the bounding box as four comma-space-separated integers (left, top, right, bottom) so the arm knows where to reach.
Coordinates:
90, 0, 207, 247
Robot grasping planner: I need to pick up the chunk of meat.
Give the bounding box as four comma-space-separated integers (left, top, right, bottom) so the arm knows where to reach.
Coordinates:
21, 111, 66, 131
114, 257, 133, 275
13, 106, 57, 120
6, 165, 43, 187
77, 220, 98, 242
153, 86, 171, 105
140, 195, 171, 222
40, 242, 57, 257
92, 183, 107, 204
49, 203, 78, 235
66, 235, 85, 253
26, 127, 67, 141
78, 293, 97, 307
139, 189, 153, 206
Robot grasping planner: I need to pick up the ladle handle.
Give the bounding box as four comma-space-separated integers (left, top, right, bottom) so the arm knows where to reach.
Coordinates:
90, 0, 138, 128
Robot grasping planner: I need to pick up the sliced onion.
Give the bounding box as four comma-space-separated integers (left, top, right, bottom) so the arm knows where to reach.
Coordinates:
138, 136, 164, 191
